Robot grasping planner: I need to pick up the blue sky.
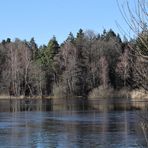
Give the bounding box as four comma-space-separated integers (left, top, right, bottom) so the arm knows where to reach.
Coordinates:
0, 0, 130, 45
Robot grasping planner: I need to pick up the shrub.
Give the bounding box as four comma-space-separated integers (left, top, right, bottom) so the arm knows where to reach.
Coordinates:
52, 84, 66, 98
88, 85, 113, 99
113, 88, 129, 99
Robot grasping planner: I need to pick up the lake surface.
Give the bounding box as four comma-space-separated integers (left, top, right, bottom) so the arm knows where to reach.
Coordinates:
0, 99, 148, 148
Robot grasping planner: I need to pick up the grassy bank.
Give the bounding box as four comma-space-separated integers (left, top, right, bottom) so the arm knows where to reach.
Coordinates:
88, 87, 148, 101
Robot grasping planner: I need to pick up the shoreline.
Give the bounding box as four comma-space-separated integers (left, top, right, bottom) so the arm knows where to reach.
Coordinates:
0, 89, 147, 101
0, 95, 50, 100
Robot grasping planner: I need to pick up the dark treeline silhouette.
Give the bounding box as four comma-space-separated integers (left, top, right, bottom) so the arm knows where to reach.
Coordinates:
0, 29, 147, 97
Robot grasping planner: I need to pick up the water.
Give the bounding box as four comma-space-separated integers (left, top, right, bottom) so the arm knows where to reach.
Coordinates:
0, 99, 147, 148
0, 111, 147, 148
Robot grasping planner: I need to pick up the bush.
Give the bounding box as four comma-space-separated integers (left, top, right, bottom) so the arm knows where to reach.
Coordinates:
52, 84, 66, 98
88, 85, 113, 99
113, 88, 129, 99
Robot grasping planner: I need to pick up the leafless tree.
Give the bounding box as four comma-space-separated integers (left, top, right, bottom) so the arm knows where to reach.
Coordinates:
117, 0, 148, 91
6, 42, 21, 96
54, 41, 77, 96
99, 56, 109, 88
116, 48, 130, 87
1, 40, 43, 97
117, 0, 148, 146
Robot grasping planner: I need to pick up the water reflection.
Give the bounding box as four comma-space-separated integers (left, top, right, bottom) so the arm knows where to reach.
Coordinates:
0, 98, 148, 112
0, 99, 52, 112
0, 110, 147, 148
0, 99, 148, 147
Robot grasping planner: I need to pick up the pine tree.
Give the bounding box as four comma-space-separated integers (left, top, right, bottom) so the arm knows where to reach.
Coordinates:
29, 37, 38, 60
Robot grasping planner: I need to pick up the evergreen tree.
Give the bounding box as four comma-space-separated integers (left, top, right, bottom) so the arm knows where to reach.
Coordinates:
74, 29, 88, 96
29, 37, 38, 60
40, 36, 59, 68
66, 32, 75, 43
39, 36, 59, 94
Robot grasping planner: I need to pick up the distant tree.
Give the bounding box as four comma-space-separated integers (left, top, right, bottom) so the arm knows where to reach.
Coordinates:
40, 36, 59, 68
105, 29, 116, 41
28, 37, 38, 60
0, 44, 7, 93
39, 36, 59, 95
99, 56, 109, 88
96, 30, 122, 88
66, 32, 75, 43
56, 41, 77, 95
2, 40, 6, 45
73, 29, 88, 96
116, 48, 131, 87
54, 29, 92, 96
0, 39, 43, 96
6, 38, 11, 43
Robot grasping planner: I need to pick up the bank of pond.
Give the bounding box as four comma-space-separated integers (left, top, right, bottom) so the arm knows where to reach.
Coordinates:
0, 97, 148, 112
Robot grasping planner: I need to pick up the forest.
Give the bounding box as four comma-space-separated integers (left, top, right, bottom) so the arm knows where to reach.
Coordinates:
0, 28, 147, 98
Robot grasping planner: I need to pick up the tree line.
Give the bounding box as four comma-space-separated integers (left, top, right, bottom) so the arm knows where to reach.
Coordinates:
0, 28, 147, 97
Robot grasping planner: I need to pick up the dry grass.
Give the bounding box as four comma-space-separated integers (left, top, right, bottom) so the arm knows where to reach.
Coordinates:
113, 88, 129, 99
130, 89, 148, 100
88, 86, 130, 99
88, 86, 113, 99
52, 84, 66, 98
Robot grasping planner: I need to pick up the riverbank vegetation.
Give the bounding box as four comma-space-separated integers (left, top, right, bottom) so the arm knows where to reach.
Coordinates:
0, 28, 147, 98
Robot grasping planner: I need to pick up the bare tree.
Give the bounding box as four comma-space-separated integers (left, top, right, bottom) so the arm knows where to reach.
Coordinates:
117, 0, 148, 57
2, 39, 43, 97
117, 0, 148, 146
117, 0, 148, 91
6, 42, 21, 96
116, 48, 130, 87
99, 56, 109, 88
53, 41, 77, 96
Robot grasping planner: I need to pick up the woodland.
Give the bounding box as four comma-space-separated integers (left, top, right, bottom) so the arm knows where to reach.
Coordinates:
0, 28, 147, 98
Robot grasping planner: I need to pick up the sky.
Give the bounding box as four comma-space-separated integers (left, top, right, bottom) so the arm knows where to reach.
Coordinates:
0, 0, 131, 45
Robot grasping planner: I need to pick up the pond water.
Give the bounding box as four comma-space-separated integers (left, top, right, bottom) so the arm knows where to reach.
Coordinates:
0, 99, 148, 148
